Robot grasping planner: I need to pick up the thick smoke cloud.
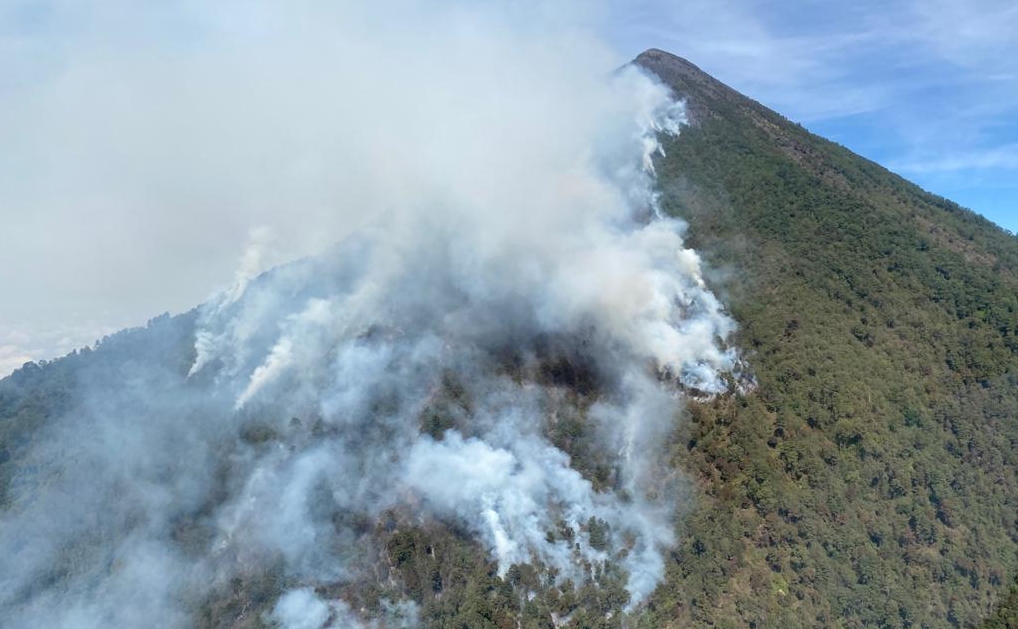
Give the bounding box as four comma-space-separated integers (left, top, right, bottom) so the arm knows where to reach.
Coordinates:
1, 0, 621, 370
0, 2, 742, 628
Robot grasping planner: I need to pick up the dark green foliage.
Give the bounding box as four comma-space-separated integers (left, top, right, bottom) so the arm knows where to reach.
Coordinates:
196, 564, 288, 629
381, 526, 629, 629
0, 311, 197, 508
980, 580, 1018, 629
636, 49, 1018, 629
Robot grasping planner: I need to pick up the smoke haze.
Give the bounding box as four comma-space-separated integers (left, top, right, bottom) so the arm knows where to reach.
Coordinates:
0, 2, 742, 627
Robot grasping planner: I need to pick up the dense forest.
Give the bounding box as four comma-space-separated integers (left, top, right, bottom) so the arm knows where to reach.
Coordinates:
639, 49, 1018, 628
4, 49, 1018, 628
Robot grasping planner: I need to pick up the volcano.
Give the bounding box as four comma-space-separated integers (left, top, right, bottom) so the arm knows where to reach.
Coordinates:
3, 48, 1018, 629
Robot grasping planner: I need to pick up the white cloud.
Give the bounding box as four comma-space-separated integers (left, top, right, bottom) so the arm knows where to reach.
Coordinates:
0, 320, 119, 377
0, 345, 34, 377
891, 143, 1018, 174
907, 0, 1018, 73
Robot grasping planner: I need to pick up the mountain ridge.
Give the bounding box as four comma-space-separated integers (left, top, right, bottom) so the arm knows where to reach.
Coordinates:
635, 48, 1018, 628
638, 47, 1015, 241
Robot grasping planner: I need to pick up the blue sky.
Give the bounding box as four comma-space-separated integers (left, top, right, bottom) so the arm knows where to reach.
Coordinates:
606, 0, 1018, 232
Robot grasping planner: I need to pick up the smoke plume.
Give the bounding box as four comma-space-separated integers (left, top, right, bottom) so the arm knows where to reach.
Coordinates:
0, 2, 741, 627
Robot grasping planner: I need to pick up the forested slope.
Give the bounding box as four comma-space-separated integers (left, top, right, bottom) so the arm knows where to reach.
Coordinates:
638, 49, 1018, 628
4, 48, 1018, 629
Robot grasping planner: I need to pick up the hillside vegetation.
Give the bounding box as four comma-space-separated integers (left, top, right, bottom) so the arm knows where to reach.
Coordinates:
638, 49, 1018, 628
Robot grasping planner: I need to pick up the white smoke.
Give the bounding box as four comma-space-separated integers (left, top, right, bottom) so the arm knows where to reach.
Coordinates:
179, 63, 735, 615
271, 589, 419, 629
272, 589, 334, 629
0, 2, 743, 628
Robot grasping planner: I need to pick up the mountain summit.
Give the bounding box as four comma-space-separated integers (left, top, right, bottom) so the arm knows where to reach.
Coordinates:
635, 49, 755, 124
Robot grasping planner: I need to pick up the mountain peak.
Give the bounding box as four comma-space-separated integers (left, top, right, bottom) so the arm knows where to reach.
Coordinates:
634, 48, 703, 74
632, 48, 758, 126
